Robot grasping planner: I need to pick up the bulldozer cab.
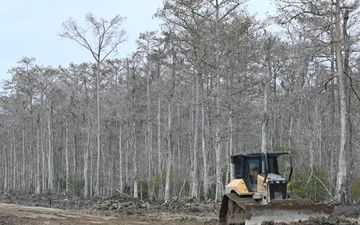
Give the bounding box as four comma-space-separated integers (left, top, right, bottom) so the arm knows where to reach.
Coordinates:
231, 152, 293, 193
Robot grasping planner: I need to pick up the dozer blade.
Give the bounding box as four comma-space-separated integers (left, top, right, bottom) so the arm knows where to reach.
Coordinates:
219, 193, 335, 225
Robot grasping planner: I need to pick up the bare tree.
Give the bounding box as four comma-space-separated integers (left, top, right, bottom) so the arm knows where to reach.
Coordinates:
60, 13, 126, 196
261, 36, 275, 153
334, 0, 347, 204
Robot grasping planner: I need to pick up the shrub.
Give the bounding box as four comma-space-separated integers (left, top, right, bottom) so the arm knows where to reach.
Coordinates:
351, 176, 360, 202
291, 166, 331, 202
68, 174, 85, 197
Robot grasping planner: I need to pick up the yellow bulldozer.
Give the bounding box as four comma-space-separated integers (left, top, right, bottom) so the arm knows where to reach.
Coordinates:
219, 152, 334, 225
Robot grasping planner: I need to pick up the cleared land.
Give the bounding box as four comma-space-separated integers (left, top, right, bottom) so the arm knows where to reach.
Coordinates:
0, 194, 358, 225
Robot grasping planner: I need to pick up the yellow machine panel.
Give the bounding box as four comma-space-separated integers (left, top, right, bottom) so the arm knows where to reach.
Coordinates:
225, 179, 249, 194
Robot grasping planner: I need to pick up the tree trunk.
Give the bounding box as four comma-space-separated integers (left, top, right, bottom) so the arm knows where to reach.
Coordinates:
35, 121, 41, 194
190, 73, 199, 199
47, 101, 54, 192
157, 78, 163, 199
164, 102, 172, 202
95, 61, 101, 197
334, 0, 347, 204
201, 90, 209, 200
146, 68, 154, 199
132, 124, 138, 198
41, 117, 46, 192
4, 144, 8, 192
65, 119, 70, 193
214, 72, 221, 202
118, 121, 123, 193
21, 129, 25, 191
13, 127, 17, 191
343, 9, 352, 202
84, 119, 91, 198
131, 71, 138, 199
262, 38, 273, 153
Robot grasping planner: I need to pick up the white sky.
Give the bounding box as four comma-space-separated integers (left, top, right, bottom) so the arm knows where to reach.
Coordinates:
0, 0, 275, 82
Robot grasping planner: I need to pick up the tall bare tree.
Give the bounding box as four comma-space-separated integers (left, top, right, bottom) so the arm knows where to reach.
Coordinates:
60, 13, 126, 196
334, 0, 347, 204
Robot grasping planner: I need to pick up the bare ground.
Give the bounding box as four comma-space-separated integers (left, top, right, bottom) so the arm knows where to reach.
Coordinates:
0, 203, 216, 225
0, 193, 358, 224
0, 193, 218, 225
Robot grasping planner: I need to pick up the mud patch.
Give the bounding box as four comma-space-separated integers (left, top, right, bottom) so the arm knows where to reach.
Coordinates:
0, 215, 17, 225
261, 214, 358, 225
336, 205, 360, 219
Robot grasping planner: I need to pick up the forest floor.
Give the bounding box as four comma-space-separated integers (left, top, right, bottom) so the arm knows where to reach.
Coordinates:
0, 193, 358, 224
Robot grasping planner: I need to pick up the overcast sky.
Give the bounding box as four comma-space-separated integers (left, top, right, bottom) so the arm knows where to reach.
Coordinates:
0, 0, 275, 82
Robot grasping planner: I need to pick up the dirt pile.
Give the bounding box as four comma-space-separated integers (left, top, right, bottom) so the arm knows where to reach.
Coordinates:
0, 193, 95, 210
92, 195, 218, 224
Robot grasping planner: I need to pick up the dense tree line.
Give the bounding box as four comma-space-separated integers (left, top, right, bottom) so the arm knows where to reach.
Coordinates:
0, 0, 359, 205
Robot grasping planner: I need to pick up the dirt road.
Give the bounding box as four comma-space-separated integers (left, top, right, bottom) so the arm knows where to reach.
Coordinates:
0, 203, 214, 225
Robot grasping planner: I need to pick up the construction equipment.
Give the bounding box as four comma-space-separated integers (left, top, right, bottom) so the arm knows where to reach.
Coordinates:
219, 152, 334, 225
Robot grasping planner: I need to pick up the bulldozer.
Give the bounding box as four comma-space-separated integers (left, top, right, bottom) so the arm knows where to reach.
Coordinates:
219, 152, 334, 225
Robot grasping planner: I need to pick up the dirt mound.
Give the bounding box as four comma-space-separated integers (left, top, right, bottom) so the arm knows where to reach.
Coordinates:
92, 196, 218, 224
0, 193, 96, 210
